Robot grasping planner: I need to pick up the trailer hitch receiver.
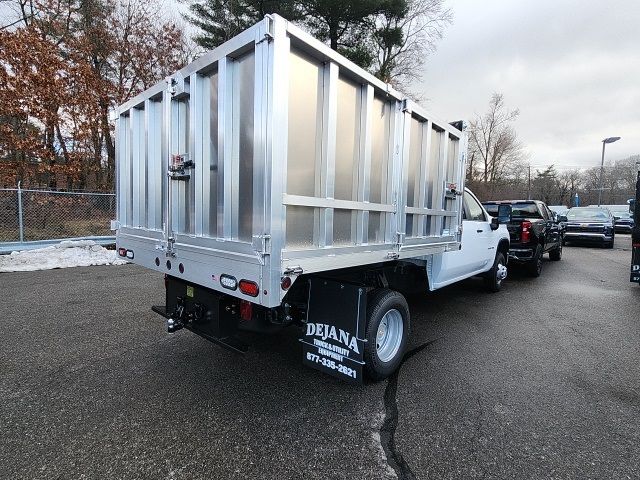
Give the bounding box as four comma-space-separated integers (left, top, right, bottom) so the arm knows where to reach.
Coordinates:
167, 298, 207, 333
167, 297, 186, 333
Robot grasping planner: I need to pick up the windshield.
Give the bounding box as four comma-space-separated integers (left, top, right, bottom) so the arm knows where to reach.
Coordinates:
607, 206, 630, 217
510, 203, 542, 218
483, 204, 499, 217
567, 208, 609, 220
548, 205, 567, 213
483, 202, 541, 218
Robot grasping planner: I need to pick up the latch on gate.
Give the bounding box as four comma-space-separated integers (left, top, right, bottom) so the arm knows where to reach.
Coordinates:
444, 182, 461, 199
168, 154, 194, 180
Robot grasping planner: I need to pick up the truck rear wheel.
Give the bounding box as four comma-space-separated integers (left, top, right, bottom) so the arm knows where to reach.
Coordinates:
364, 289, 410, 381
527, 245, 543, 277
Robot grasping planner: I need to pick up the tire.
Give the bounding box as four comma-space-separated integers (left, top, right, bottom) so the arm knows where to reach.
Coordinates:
549, 242, 562, 261
605, 241, 614, 249
485, 252, 507, 293
527, 245, 543, 277
363, 289, 410, 381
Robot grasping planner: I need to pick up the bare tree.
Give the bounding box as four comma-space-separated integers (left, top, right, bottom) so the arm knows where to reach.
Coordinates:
371, 0, 452, 90
468, 93, 523, 193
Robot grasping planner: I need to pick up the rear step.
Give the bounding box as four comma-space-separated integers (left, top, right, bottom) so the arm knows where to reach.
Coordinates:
152, 305, 248, 354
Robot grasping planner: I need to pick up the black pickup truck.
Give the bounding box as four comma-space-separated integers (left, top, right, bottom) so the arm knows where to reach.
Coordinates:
483, 200, 563, 277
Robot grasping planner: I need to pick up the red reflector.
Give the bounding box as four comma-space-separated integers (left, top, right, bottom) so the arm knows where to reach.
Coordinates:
281, 276, 292, 290
240, 300, 252, 321
118, 247, 127, 257
239, 280, 259, 297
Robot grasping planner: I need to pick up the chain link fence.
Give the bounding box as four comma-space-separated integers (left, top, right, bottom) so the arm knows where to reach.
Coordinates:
0, 187, 115, 245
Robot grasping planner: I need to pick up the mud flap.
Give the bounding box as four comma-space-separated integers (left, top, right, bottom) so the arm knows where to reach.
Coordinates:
300, 278, 367, 384
632, 226, 640, 283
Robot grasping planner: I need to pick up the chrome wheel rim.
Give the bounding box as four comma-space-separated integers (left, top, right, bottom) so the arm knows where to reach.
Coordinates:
496, 262, 507, 284
376, 309, 404, 363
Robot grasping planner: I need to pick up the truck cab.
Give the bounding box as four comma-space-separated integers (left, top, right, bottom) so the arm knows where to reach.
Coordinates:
430, 189, 511, 292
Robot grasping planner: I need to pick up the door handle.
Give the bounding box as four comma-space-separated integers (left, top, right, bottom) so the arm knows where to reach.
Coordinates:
476, 229, 483, 233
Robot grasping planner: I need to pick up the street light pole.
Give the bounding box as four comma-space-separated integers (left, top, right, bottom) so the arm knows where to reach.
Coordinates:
598, 136, 621, 206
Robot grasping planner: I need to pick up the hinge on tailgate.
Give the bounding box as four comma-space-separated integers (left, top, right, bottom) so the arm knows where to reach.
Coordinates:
259, 15, 275, 43
156, 236, 176, 257
387, 232, 403, 259
253, 234, 271, 259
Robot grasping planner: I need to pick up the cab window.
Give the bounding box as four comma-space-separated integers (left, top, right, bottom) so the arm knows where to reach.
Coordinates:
539, 203, 549, 220
464, 192, 486, 222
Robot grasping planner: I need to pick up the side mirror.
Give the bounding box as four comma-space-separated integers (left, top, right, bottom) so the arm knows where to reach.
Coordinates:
558, 215, 568, 223
497, 204, 512, 224
614, 215, 621, 221
490, 217, 499, 230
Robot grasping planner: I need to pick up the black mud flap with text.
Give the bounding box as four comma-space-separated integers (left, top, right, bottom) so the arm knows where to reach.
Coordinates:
632, 226, 640, 283
300, 278, 367, 384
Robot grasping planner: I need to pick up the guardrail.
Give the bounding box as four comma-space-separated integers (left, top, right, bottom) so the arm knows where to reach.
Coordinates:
0, 184, 115, 254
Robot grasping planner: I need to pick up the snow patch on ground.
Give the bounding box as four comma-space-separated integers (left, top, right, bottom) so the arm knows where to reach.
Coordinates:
0, 240, 128, 272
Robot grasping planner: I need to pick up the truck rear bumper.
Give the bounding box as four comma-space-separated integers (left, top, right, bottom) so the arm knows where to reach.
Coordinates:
508, 248, 535, 262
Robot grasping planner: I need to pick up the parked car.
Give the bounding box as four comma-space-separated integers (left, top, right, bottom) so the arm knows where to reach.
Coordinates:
604, 205, 634, 233
483, 200, 562, 277
548, 205, 568, 216
563, 207, 615, 248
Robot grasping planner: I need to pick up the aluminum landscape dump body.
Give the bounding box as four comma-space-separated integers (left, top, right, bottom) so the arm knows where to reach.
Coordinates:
115, 15, 466, 309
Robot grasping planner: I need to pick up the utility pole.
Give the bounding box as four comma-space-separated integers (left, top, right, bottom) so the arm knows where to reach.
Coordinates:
598, 136, 621, 206
527, 164, 531, 200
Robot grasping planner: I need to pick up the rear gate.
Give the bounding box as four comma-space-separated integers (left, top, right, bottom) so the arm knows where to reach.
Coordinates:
115, 19, 272, 305
507, 221, 521, 242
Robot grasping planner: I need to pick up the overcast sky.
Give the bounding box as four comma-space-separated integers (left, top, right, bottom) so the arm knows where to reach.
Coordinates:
415, 0, 640, 171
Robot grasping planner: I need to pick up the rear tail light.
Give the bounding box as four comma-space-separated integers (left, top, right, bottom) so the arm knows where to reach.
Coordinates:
118, 247, 127, 257
281, 276, 292, 290
240, 300, 252, 320
220, 274, 238, 290
521, 221, 532, 243
239, 279, 259, 297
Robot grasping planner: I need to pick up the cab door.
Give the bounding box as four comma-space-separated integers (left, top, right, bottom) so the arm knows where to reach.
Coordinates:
433, 190, 494, 285
543, 204, 560, 250
461, 190, 495, 271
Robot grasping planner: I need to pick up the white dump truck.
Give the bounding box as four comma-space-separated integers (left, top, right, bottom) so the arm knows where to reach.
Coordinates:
114, 15, 512, 383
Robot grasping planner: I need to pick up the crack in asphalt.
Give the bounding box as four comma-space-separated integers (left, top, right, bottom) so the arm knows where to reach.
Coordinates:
380, 338, 440, 480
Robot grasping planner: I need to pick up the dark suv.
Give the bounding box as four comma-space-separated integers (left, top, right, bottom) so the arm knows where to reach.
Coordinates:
563, 207, 615, 248
483, 200, 563, 277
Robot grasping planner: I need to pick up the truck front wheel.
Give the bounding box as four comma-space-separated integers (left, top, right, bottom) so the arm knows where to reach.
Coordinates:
485, 252, 507, 293
364, 289, 410, 381
549, 242, 562, 261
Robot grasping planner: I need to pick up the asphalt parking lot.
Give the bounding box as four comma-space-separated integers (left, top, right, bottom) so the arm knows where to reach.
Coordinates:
1, 236, 638, 479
